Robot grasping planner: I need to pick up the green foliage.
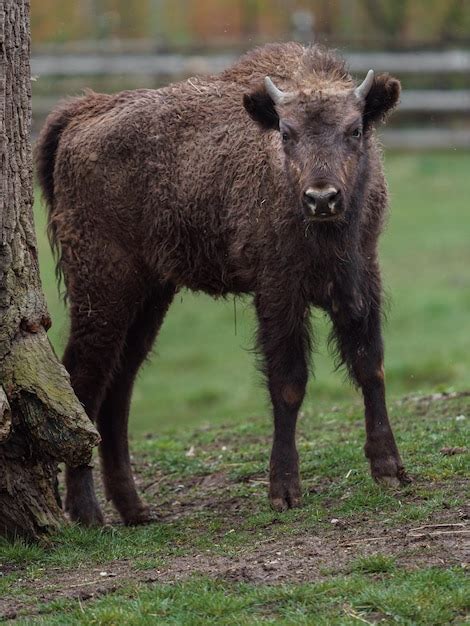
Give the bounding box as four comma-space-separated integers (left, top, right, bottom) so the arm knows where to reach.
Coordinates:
31, 1, 470, 49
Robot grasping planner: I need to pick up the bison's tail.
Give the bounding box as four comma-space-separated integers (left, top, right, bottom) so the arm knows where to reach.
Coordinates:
35, 97, 84, 297
35, 104, 70, 212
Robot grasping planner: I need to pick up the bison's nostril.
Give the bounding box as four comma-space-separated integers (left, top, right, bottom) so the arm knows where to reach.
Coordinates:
328, 191, 340, 211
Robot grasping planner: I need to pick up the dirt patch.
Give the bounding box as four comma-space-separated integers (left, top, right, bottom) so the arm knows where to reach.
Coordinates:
398, 390, 470, 417
131, 469, 469, 530
160, 514, 470, 584
1, 509, 468, 621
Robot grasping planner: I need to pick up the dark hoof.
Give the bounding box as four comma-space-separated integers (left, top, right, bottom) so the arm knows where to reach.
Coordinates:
108, 488, 152, 526
370, 456, 412, 488
269, 480, 302, 512
65, 496, 105, 527
121, 504, 152, 526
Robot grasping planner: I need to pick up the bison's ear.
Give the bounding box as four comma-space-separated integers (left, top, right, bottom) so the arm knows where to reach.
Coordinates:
363, 74, 400, 128
243, 86, 280, 130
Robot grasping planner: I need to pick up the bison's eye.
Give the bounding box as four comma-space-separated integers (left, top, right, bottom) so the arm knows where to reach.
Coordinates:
279, 120, 296, 144
351, 127, 362, 139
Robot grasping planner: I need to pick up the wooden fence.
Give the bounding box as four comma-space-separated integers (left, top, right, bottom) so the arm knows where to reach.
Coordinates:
31, 50, 470, 149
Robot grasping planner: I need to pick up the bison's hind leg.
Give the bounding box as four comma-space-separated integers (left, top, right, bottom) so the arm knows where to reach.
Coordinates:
97, 282, 175, 525
62, 246, 155, 526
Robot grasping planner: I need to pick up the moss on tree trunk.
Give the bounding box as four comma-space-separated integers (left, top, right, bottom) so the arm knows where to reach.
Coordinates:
0, 0, 99, 541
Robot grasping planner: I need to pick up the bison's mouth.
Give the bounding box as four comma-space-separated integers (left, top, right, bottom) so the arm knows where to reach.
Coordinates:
302, 204, 345, 223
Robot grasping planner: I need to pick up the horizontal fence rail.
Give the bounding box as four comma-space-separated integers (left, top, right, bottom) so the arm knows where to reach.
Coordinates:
31, 50, 470, 77
346, 50, 470, 73
400, 90, 470, 113
381, 129, 470, 149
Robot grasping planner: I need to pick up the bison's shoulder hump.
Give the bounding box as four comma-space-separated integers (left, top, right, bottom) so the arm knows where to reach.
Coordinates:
219, 42, 350, 89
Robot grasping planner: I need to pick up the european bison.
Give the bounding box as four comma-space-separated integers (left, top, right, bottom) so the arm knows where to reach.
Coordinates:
36, 42, 410, 526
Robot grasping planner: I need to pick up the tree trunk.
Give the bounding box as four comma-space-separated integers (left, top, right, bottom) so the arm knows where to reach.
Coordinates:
0, 0, 99, 541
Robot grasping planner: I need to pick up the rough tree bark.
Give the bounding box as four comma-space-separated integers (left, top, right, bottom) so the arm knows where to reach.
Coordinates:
0, 0, 99, 540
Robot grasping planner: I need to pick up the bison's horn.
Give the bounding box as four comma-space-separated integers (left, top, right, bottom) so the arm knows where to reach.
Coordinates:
264, 76, 293, 105
355, 69, 375, 100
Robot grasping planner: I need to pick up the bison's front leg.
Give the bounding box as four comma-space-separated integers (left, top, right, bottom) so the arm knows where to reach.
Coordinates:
255, 294, 311, 511
330, 288, 410, 487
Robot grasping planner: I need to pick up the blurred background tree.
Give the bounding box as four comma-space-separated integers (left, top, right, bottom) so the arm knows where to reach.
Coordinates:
31, 0, 470, 50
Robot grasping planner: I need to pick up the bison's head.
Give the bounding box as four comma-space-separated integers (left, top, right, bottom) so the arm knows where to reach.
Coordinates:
243, 71, 400, 223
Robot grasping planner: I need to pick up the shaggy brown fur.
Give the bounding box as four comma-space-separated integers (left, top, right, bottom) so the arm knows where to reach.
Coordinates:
36, 43, 410, 526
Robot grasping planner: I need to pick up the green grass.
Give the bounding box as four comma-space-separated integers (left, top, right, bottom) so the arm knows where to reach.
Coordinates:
350, 554, 397, 574
1, 392, 469, 623
14, 568, 470, 625
35, 151, 470, 434
3, 151, 466, 623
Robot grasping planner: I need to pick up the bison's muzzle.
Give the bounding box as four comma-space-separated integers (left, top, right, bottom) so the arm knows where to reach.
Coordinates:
303, 185, 343, 220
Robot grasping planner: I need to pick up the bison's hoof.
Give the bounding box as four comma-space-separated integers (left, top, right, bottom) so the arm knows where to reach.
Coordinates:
65, 497, 105, 527
122, 504, 152, 526
370, 457, 412, 489
269, 481, 302, 512
375, 474, 401, 488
